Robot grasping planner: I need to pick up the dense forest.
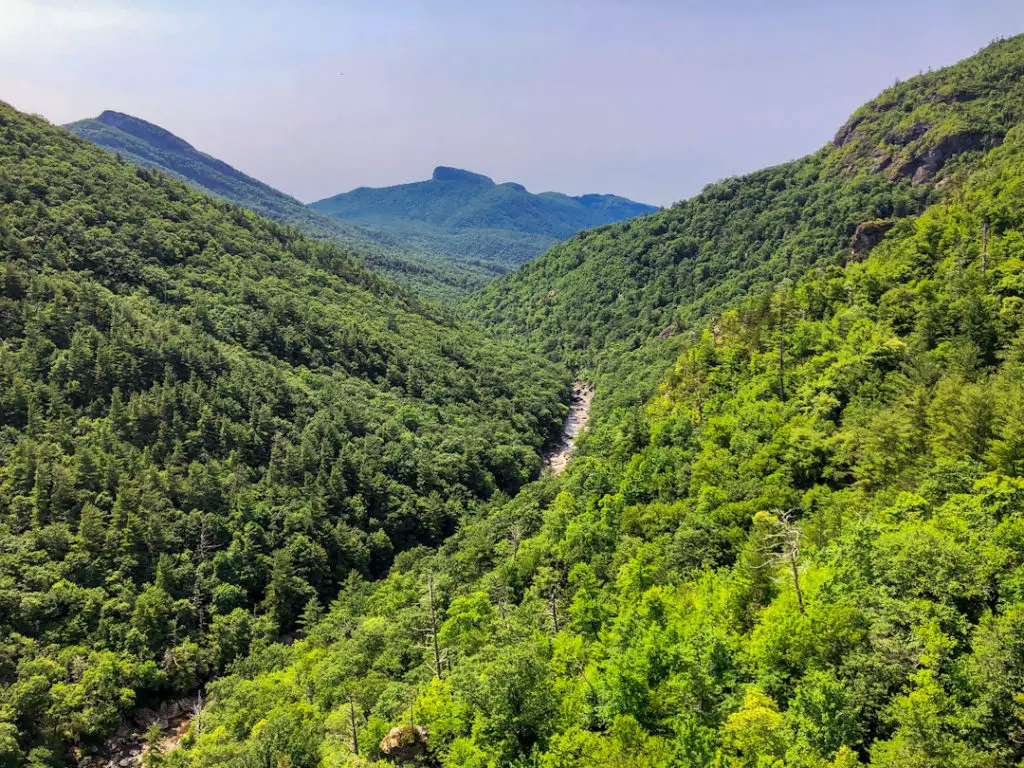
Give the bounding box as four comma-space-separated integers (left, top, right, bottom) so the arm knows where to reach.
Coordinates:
4, 29, 1024, 768
156, 52, 1024, 767
0, 102, 569, 765
311, 166, 657, 273
66, 112, 498, 302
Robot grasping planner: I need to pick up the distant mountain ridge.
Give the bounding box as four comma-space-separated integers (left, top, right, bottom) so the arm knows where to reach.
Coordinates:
63, 112, 498, 300
66, 111, 346, 236
64, 111, 654, 297
310, 166, 659, 268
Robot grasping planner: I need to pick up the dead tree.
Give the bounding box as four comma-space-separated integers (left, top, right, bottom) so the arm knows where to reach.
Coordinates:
348, 695, 359, 755
192, 516, 222, 633
508, 523, 523, 563
549, 586, 561, 634
421, 572, 447, 679
759, 509, 806, 615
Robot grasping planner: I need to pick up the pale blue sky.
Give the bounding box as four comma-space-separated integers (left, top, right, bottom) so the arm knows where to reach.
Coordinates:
1, 0, 1022, 206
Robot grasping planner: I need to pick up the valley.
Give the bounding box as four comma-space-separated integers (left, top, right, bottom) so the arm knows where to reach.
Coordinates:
2, 24, 1024, 768
64, 111, 498, 302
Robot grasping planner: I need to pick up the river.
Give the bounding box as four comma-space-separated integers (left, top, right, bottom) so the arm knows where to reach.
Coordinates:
543, 382, 593, 474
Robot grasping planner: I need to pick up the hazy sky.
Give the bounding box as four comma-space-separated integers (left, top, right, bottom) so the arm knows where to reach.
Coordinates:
2, 1, 1022, 206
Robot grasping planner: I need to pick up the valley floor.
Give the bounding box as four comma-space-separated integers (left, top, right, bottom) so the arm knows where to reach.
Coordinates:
543, 381, 594, 474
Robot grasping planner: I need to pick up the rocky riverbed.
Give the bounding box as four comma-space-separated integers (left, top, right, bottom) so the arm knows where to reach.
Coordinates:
543, 382, 593, 474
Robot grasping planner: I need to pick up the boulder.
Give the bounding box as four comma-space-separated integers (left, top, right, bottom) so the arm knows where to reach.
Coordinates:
379, 724, 428, 764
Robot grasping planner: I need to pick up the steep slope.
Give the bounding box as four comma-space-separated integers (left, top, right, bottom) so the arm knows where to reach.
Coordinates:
469, 35, 1024, 387
0, 102, 570, 763
167, 72, 1024, 768
65, 110, 357, 240
310, 165, 658, 269
65, 111, 493, 300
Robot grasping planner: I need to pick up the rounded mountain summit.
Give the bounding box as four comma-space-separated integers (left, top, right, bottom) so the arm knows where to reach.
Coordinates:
310, 166, 659, 268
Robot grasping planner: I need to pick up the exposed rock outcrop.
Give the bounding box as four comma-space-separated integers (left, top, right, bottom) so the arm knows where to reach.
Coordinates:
77, 697, 198, 768
833, 114, 866, 148
380, 724, 428, 764
832, 98, 896, 149
430, 166, 494, 185
849, 219, 894, 262
897, 131, 987, 184
832, 106, 993, 185
886, 122, 931, 146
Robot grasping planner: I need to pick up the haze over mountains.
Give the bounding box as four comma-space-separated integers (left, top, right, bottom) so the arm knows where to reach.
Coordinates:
65, 111, 657, 297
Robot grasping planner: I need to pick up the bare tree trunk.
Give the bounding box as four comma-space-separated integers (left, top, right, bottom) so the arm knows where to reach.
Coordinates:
427, 573, 443, 679
349, 697, 359, 755
549, 587, 560, 634
763, 510, 806, 615
192, 577, 206, 634
509, 524, 522, 563
788, 549, 806, 615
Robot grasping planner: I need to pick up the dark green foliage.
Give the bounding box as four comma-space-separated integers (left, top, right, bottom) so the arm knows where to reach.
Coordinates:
310, 165, 658, 271
470, 156, 929, 386
0, 102, 569, 762
64, 111, 348, 240
10, 32, 1024, 768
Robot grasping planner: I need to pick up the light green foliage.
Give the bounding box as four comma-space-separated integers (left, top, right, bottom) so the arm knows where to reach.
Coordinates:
723, 689, 788, 767
468, 35, 1024, 406
831, 36, 1024, 180
166, 42, 1024, 768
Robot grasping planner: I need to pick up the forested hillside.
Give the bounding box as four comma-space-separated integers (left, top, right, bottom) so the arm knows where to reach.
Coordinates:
0, 102, 569, 764
161, 75, 1024, 768
65, 111, 356, 241
8, 30, 1024, 768
311, 166, 657, 271
66, 112, 495, 301
469, 36, 1024, 385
